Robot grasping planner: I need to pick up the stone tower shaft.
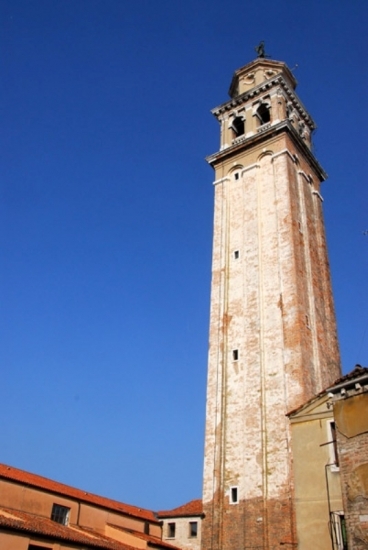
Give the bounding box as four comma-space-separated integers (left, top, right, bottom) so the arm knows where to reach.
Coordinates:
202, 58, 341, 550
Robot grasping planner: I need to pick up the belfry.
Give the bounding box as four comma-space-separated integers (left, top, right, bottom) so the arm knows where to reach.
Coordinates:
201, 54, 341, 549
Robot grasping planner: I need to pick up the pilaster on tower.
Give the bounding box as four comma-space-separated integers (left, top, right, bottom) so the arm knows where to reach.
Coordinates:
201, 56, 341, 550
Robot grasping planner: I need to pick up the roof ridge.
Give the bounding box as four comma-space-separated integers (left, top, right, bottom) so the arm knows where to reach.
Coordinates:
157, 498, 203, 518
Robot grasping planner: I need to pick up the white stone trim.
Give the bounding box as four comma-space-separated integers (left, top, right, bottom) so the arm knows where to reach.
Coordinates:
326, 419, 340, 472
241, 163, 259, 174
213, 176, 230, 186
298, 169, 311, 182
312, 190, 324, 202
271, 149, 296, 162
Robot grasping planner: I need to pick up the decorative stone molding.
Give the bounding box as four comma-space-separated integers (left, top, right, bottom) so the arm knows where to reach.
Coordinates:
298, 169, 310, 181
213, 176, 231, 186
271, 149, 296, 163
243, 72, 255, 84
264, 69, 277, 79
257, 123, 271, 133
212, 75, 315, 132
312, 190, 324, 202
232, 134, 247, 145
241, 163, 260, 174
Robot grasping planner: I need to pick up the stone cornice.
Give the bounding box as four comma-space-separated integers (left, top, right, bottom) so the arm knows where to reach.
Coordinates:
212, 75, 316, 131
213, 176, 230, 186
228, 58, 297, 97
206, 119, 327, 181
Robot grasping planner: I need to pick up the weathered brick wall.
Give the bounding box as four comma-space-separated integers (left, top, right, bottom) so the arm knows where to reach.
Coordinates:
334, 393, 368, 550
202, 140, 340, 550
203, 495, 296, 550
202, 59, 341, 550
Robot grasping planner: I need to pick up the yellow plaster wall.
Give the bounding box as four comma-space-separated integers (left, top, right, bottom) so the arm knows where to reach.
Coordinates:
290, 403, 343, 550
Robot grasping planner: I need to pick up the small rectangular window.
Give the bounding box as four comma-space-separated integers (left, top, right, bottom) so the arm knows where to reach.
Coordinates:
51, 503, 70, 525
323, 420, 339, 471
234, 173, 239, 180
329, 421, 339, 467
168, 522, 176, 538
144, 521, 149, 535
189, 521, 198, 538
232, 349, 239, 361
234, 250, 239, 259
230, 487, 238, 504
330, 512, 347, 550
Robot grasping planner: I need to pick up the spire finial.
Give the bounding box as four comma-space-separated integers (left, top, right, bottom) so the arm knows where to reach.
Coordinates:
255, 41, 270, 59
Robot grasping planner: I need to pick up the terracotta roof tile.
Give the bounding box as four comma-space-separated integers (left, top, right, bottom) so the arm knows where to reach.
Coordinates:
327, 365, 368, 389
0, 463, 157, 523
287, 365, 368, 417
0, 506, 136, 550
157, 499, 203, 519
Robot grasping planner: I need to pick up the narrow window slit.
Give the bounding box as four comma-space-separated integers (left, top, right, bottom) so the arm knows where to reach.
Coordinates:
230, 487, 238, 504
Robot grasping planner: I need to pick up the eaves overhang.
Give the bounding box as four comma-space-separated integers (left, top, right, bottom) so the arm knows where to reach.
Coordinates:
327, 373, 368, 394
206, 120, 327, 181
228, 58, 297, 98
287, 392, 329, 420
157, 512, 204, 519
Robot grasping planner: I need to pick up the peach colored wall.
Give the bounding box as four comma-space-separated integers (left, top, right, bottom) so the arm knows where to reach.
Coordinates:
0, 532, 77, 550
78, 502, 147, 533
148, 522, 161, 537
0, 531, 29, 550
106, 524, 147, 548
0, 479, 78, 523
0, 477, 159, 545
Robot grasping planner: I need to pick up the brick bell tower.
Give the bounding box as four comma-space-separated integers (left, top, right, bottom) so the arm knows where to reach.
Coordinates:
201, 54, 341, 550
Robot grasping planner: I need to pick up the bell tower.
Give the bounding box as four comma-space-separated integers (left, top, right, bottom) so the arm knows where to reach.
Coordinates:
202, 56, 341, 550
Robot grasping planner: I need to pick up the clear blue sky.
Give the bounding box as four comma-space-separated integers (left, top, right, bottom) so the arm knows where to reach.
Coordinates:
1, 0, 367, 511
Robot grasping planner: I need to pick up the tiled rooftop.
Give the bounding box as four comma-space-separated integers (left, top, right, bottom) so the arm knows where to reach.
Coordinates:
157, 499, 203, 519
0, 463, 157, 523
287, 365, 368, 417
0, 506, 136, 550
327, 365, 368, 389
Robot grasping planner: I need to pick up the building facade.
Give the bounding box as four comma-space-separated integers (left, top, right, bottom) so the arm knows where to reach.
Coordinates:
288, 393, 344, 549
202, 56, 341, 550
158, 499, 203, 550
0, 463, 177, 550
328, 366, 368, 549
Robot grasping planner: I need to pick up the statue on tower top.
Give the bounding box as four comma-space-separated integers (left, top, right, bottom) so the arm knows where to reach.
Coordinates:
255, 41, 270, 58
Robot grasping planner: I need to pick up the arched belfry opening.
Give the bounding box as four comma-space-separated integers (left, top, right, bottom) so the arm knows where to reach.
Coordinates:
231, 116, 245, 138
256, 102, 270, 125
